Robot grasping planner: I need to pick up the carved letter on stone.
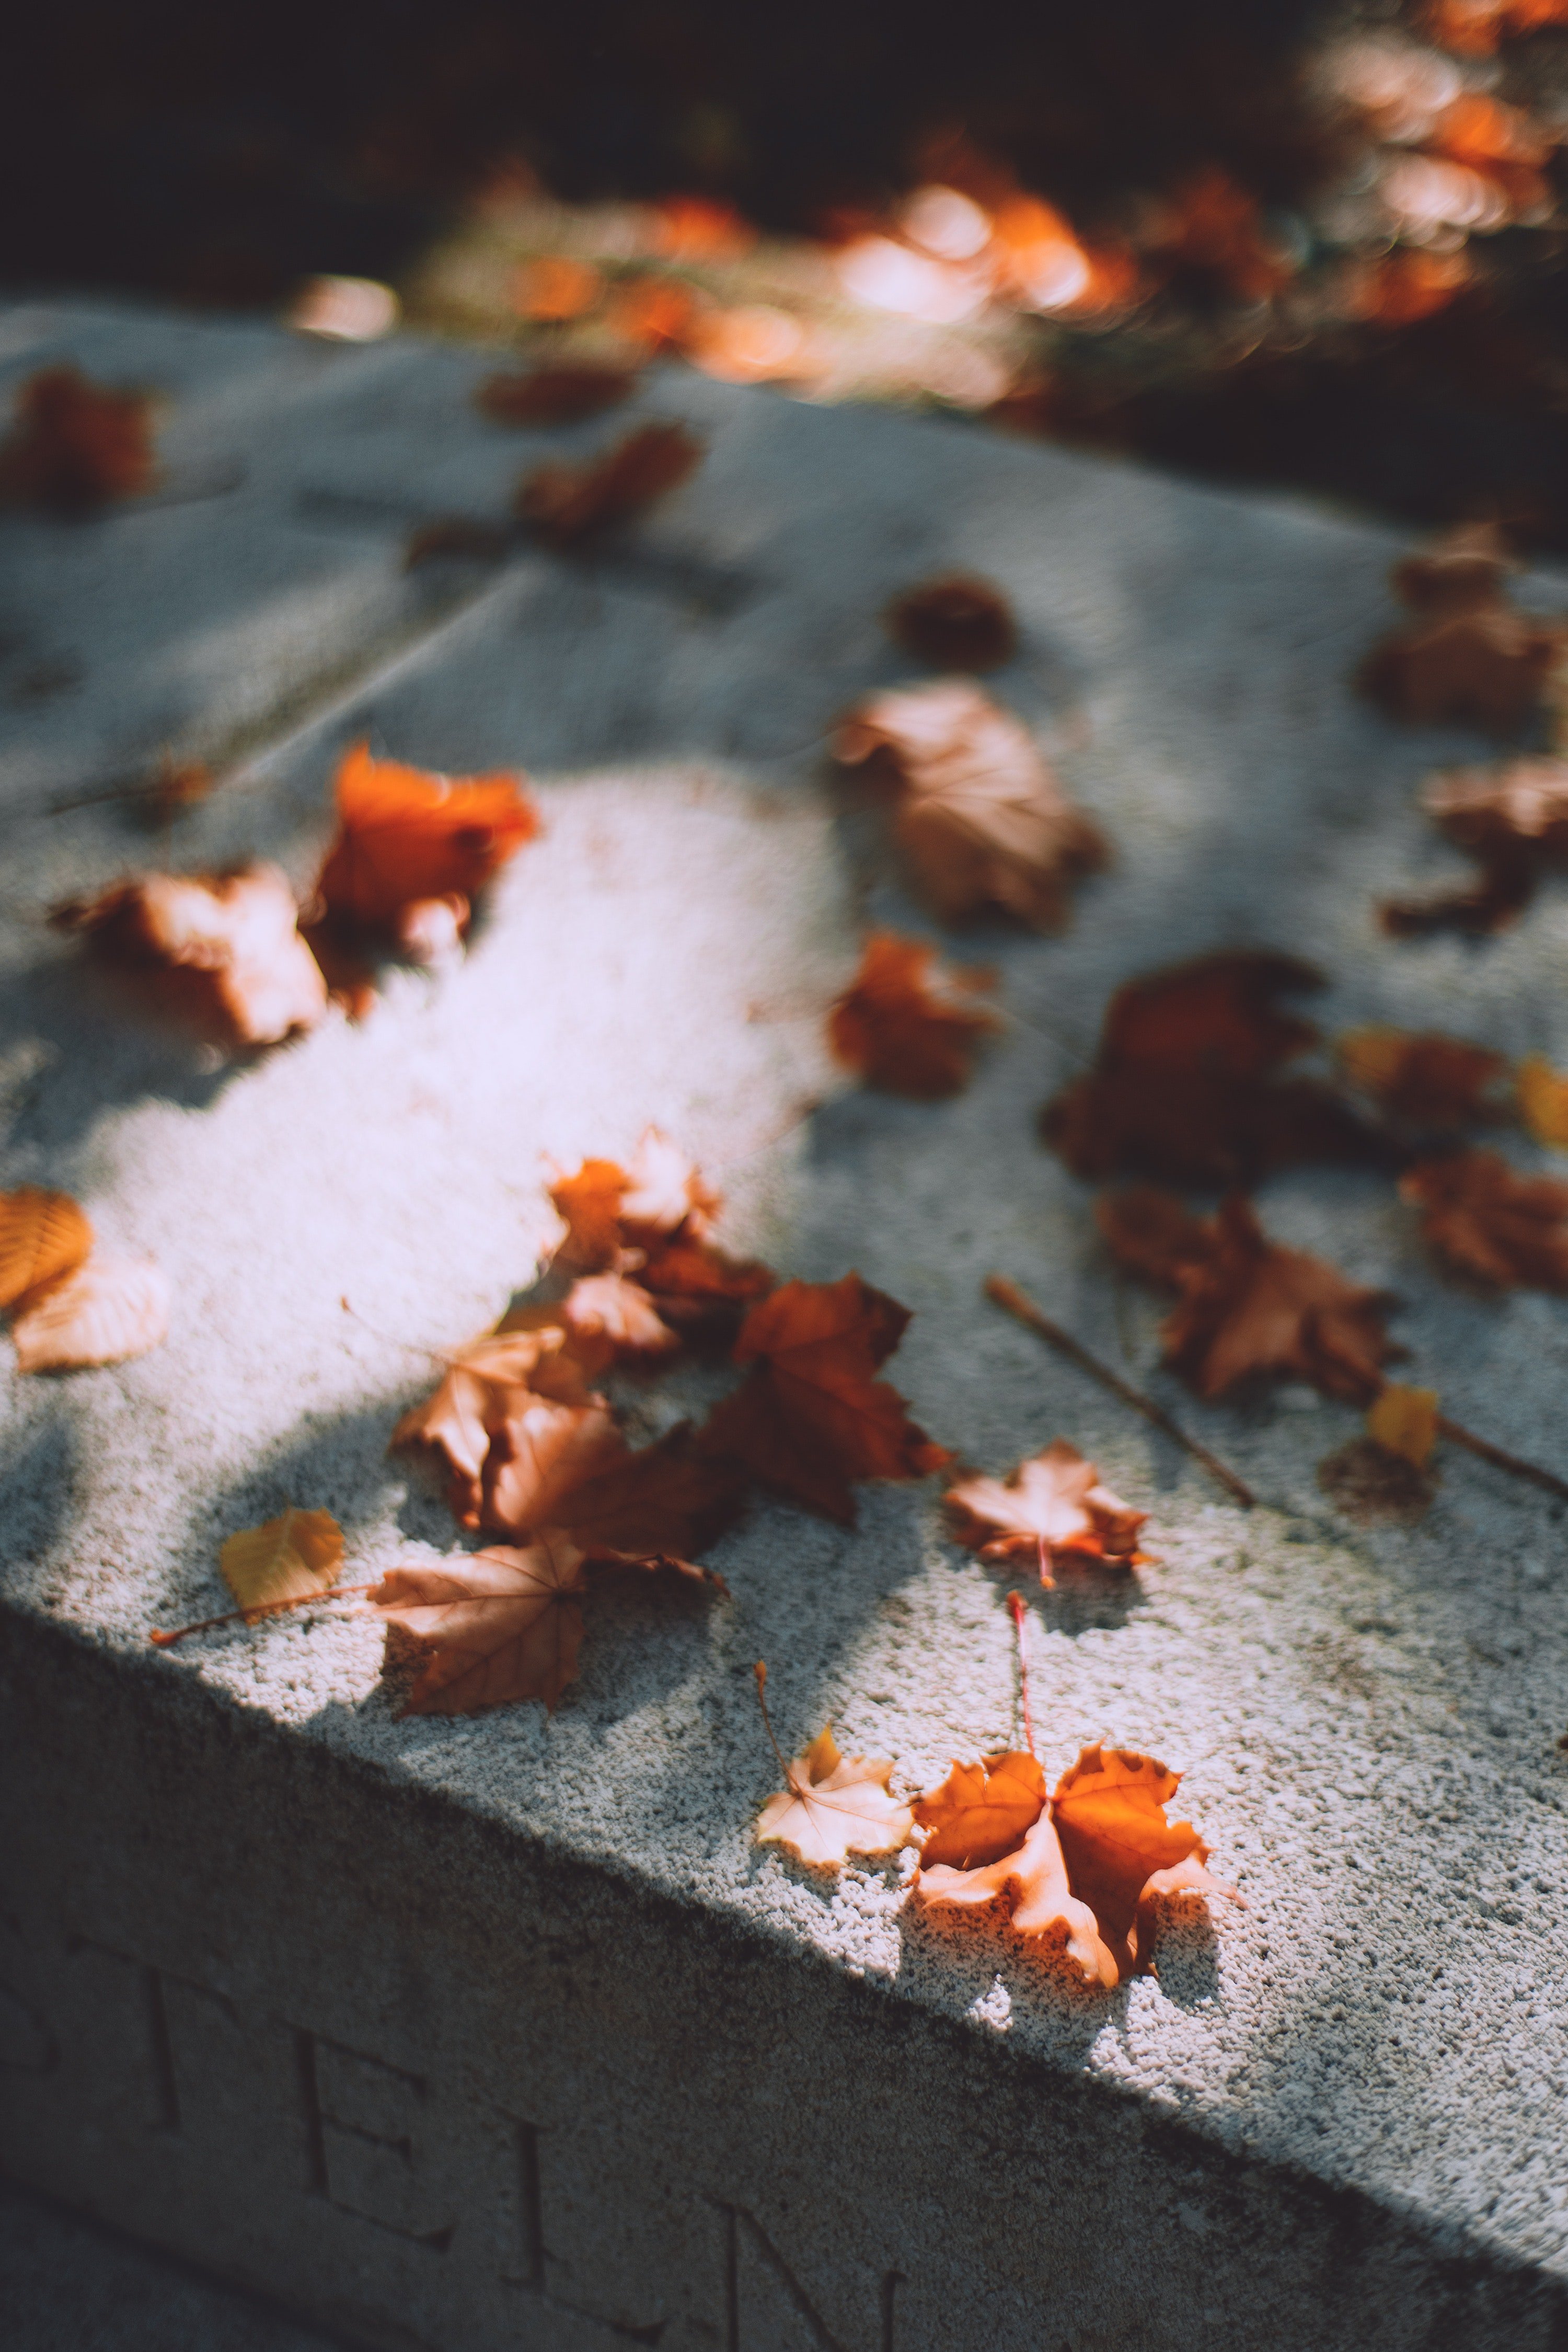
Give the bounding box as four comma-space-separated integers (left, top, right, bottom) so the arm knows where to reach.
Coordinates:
297, 2030, 456, 2250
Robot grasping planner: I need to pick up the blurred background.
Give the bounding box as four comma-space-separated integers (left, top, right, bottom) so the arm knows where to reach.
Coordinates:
8, 0, 1568, 541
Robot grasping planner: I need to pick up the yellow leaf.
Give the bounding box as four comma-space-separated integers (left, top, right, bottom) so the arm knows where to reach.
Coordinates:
220, 1508, 344, 1623
1367, 1385, 1439, 1469
0, 1186, 93, 1311
1518, 1055, 1568, 1149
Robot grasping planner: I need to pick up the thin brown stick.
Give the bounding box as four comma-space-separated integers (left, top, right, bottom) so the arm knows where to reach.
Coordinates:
984, 1273, 1256, 1509
149, 1582, 378, 1648
1006, 1592, 1037, 1758
1433, 1411, 1568, 1505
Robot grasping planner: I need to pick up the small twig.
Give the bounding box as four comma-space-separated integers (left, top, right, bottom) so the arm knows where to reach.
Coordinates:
149, 1582, 378, 1648
1433, 1411, 1568, 1505
1007, 1592, 1037, 1758
984, 1273, 1256, 1510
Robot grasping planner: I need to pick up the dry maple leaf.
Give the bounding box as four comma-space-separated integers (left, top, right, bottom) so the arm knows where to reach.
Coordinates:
1051, 1746, 1240, 1983
391, 1327, 596, 1513
912, 1750, 1047, 1870
1336, 1027, 1511, 1131
479, 1394, 629, 1537
636, 1232, 775, 1344
1518, 1055, 1568, 1148
1383, 758, 1568, 936
475, 366, 637, 425
547, 1423, 746, 1571
367, 1538, 587, 1715
53, 865, 327, 1047
548, 1131, 720, 1272
1401, 1148, 1568, 1289
916, 1805, 1116, 1984
1099, 1189, 1398, 1400
946, 1440, 1146, 1584
220, 1507, 344, 1623
315, 742, 539, 936
1044, 951, 1387, 1189
0, 1186, 93, 1312
516, 421, 704, 545
836, 681, 1108, 930
559, 1272, 680, 1366
549, 1156, 631, 1271
1357, 523, 1563, 732
11, 1254, 169, 1373
885, 576, 1017, 672
755, 1726, 914, 1867
700, 1273, 948, 1524
0, 365, 157, 511
828, 931, 1001, 1100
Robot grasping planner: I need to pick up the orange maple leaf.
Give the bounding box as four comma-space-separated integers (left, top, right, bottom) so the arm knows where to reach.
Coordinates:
912, 1750, 1047, 1869
546, 1424, 746, 1572
479, 1394, 628, 1537
475, 365, 637, 425
0, 365, 157, 511
0, 1187, 93, 1312
701, 1273, 948, 1524
549, 1131, 721, 1271
1401, 1148, 1568, 1288
1043, 951, 1386, 1189
516, 421, 704, 545
557, 1272, 680, 1367
755, 1726, 914, 1866
636, 1232, 775, 1344
916, 1743, 1238, 1984
11, 1254, 169, 1373
1336, 1027, 1511, 1131
946, 1440, 1146, 1584
367, 1538, 588, 1715
1099, 1189, 1398, 1400
884, 575, 1017, 672
836, 680, 1108, 929
52, 865, 328, 1047
828, 932, 1001, 1100
314, 743, 539, 936
391, 1327, 596, 1516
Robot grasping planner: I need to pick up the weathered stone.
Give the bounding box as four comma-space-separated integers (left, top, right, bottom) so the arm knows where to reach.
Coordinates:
4, 303, 1568, 2351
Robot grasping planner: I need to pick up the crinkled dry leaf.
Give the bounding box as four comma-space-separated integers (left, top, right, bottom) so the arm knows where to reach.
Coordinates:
315, 743, 539, 934
835, 680, 1108, 929
1052, 1745, 1239, 1982
1358, 523, 1563, 731
885, 576, 1017, 671
701, 1273, 948, 1524
946, 1440, 1146, 1583
637, 1232, 775, 1343
0, 1186, 93, 1311
915, 1803, 1115, 1985
1385, 760, 1568, 936
476, 366, 637, 425
913, 1751, 1046, 1870
828, 931, 1000, 1100
1044, 952, 1385, 1188
559, 1273, 679, 1367
1337, 1027, 1510, 1131
0, 365, 156, 511
367, 1538, 587, 1715
53, 864, 327, 1047
1099, 1189, 1398, 1400
479, 1395, 628, 1538
1518, 1055, 1568, 1148
391, 1327, 595, 1513
550, 1424, 745, 1574
1391, 521, 1516, 615
1367, 1383, 1439, 1467
220, 1507, 344, 1623
11, 1255, 169, 1373
755, 1726, 914, 1867
516, 421, 704, 545
549, 1131, 719, 1271
1401, 1148, 1568, 1289
549, 1156, 631, 1271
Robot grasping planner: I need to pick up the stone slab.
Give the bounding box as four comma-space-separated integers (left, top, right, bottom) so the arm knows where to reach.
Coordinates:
4, 302, 1568, 2351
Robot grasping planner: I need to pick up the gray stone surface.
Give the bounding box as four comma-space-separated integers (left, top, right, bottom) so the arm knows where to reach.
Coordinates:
0, 2180, 343, 2351
4, 301, 1568, 2350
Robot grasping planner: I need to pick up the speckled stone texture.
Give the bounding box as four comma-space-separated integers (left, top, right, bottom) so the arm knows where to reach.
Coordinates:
4, 302, 1568, 2352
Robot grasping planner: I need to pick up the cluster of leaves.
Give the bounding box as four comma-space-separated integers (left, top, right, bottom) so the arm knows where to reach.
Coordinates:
53, 743, 540, 1042
0, 1186, 167, 1374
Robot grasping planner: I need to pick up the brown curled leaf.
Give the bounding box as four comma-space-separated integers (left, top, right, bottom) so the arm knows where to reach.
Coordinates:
367, 1537, 587, 1715
0, 365, 157, 510
828, 931, 1001, 1099
885, 575, 1017, 671
476, 366, 638, 426
52, 864, 327, 1047
516, 421, 704, 545
1401, 1148, 1568, 1289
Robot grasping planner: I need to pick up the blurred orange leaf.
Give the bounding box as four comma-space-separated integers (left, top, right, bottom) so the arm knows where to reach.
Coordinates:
1517, 1054, 1568, 1146
475, 365, 637, 425
509, 256, 603, 321
0, 1187, 93, 1312
11, 1254, 169, 1374
315, 742, 538, 935
828, 931, 1000, 1099
1336, 1027, 1511, 1128
1401, 1148, 1568, 1288
0, 365, 156, 511
52, 865, 327, 1047
1367, 1384, 1439, 1468
516, 420, 704, 544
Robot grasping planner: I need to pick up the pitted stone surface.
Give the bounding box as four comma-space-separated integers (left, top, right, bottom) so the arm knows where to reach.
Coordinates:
4, 302, 1568, 2351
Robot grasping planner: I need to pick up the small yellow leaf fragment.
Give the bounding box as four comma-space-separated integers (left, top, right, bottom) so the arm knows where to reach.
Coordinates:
1518, 1055, 1568, 1150
0, 1186, 93, 1310
1367, 1385, 1439, 1469
220, 1508, 344, 1623
755, 1725, 914, 1869
12, 1255, 168, 1372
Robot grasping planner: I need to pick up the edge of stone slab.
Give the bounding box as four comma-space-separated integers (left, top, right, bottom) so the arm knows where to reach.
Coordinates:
9, 1599, 1568, 2337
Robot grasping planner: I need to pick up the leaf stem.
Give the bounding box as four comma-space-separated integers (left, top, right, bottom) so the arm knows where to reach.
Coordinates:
984, 1274, 1256, 1509
1431, 1409, 1568, 1505
149, 1582, 378, 1647
1007, 1592, 1037, 1759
